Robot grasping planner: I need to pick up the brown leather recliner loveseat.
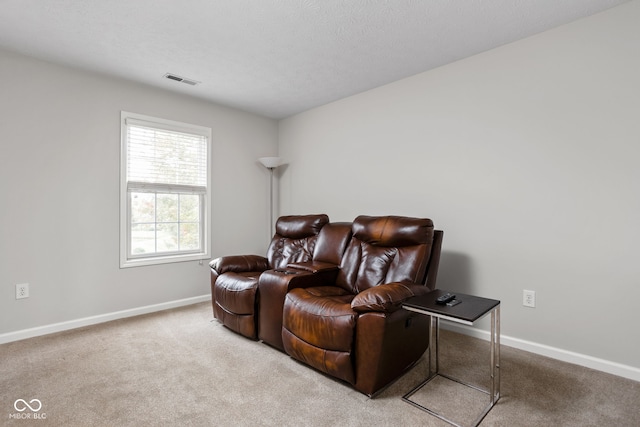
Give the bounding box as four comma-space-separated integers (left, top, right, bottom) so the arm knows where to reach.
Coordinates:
209, 214, 443, 396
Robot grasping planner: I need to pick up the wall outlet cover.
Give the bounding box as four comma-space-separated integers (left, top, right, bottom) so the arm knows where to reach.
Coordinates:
16, 283, 29, 299
523, 289, 535, 308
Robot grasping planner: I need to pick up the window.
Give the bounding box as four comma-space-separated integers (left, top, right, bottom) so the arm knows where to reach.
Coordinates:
120, 112, 211, 268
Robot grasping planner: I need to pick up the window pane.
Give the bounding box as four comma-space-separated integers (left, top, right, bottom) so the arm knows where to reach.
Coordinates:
129, 191, 202, 256
180, 194, 200, 222
131, 192, 155, 223
131, 223, 155, 255
157, 223, 178, 252
157, 193, 178, 222
180, 223, 200, 250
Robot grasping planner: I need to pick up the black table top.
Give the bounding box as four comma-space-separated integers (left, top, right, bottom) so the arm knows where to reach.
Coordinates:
403, 289, 500, 324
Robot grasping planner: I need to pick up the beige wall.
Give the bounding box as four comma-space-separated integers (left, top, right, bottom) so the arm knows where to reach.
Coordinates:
0, 49, 278, 335
279, 2, 640, 372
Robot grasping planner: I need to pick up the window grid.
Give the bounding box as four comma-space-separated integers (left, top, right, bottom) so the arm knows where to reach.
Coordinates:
128, 192, 202, 258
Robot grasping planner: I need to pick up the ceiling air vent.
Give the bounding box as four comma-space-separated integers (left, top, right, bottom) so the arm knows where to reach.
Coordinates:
163, 73, 199, 86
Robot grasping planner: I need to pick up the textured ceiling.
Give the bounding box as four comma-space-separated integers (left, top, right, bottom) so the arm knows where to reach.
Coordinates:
0, 0, 630, 119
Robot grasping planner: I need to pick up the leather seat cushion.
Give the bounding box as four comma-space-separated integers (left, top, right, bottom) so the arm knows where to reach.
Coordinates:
214, 272, 260, 314
283, 287, 356, 351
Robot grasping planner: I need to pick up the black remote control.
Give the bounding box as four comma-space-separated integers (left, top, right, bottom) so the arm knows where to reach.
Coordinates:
436, 293, 456, 305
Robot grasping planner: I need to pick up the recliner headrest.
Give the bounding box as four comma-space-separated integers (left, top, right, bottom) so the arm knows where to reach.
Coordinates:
275, 214, 329, 239
353, 215, 433, 247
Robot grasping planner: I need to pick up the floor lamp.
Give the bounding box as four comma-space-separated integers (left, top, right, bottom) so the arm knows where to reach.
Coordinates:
259, 156, 284, 236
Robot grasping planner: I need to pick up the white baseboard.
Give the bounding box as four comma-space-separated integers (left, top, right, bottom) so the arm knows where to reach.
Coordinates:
3, 297, 638, 383
0, 295, 212, 345
442, 323, 640, 383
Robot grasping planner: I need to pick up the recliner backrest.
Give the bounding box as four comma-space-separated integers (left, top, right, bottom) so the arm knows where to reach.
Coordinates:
336, 215, 434, 294
312, 222, 353, 265
266, 214, 329, 269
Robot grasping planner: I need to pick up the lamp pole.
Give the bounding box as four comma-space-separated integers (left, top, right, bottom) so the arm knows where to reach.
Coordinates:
258, 157, 284, 237
268, 166, 275, 235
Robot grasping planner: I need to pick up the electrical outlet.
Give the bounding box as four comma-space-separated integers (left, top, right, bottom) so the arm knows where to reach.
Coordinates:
523, 289, 535, 308
16, 283, 29, 300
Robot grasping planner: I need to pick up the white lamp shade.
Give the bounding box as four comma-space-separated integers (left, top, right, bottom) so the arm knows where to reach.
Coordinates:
259, 156, 284, 168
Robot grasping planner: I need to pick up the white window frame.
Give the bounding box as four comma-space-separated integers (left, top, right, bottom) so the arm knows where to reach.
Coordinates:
120, 111, 211, 268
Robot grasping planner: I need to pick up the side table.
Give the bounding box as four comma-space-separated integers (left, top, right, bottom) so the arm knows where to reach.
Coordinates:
402, 290, 501, 427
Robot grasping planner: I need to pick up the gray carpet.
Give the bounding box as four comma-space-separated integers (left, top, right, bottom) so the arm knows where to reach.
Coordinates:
1, 302, 638, 426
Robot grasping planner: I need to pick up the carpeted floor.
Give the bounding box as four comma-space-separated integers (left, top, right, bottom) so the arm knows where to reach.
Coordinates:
1, 302, 638, 426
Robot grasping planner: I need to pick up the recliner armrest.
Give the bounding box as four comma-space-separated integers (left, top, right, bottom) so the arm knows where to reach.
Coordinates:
287, 261, 339, 274
209, 255, 269, 274
258, 267, 337, 350
351, 283, 430, 313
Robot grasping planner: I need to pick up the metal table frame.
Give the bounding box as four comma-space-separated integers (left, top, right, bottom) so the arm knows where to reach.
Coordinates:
402, 301, 500, 427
